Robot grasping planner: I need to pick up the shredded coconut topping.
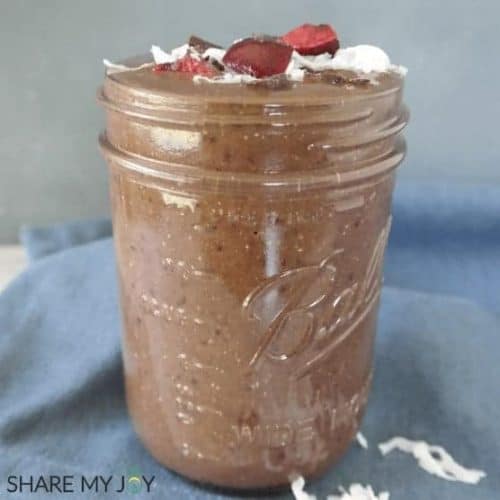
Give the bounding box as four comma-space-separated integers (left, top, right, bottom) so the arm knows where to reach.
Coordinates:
330, 46, 398, 74
378, 437, 486, 484
290, 46, 406, 76
202, 47, 226, 66
151, 43, 192, 64
105, 41, 406, 82
102, 59, 153, 74
193, 72, 257, 85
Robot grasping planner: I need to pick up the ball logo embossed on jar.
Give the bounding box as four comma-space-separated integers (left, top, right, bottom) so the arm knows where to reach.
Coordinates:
244, 218, 392, 377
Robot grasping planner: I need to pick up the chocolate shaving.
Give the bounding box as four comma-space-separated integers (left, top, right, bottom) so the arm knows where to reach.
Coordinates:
305, 70, 371, 87
188, 35, 222, 54
211, 60, 225, 72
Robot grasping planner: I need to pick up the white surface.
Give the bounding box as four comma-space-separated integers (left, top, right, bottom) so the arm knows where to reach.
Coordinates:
0, 246, 26, 291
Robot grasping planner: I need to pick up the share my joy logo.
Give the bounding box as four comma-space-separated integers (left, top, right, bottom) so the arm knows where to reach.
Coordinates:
122, 468, 154, 494
4, 468, 155, 495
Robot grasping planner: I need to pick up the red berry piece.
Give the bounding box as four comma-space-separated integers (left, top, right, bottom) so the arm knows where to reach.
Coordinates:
175, 55, 217, 76
153, 55, 217, 76
281, 23, 339, 56
222, 38, 293, 78
152, 63, 172, 72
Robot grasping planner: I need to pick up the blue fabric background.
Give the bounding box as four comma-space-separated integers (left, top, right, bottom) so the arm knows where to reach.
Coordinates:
1, 181, 499, 499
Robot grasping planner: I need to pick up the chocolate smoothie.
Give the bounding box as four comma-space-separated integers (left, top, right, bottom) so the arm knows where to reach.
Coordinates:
99, 27, 408, 489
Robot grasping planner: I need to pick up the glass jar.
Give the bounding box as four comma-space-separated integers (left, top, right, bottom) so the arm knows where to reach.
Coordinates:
98, 65, 408, 489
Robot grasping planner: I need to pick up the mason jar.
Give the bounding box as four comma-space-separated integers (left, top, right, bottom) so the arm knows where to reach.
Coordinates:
98, 61, 408, 489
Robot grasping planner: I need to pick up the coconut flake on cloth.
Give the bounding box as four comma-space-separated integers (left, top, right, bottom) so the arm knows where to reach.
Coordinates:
290, 475, 317, 500
378, 437, 486, 484
356, 432, 369, 449
327, 484, 390, 500
290, 476, 389, 500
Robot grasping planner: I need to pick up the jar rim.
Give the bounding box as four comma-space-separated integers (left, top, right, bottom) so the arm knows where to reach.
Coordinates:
99, 132, 406, 194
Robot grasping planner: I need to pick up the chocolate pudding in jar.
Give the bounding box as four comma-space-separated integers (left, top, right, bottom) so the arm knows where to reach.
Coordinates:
98, 24, 408, 490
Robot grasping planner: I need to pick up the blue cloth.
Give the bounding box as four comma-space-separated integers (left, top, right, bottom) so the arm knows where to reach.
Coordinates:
19, 218, 112, 262
1, 181, 499, 499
